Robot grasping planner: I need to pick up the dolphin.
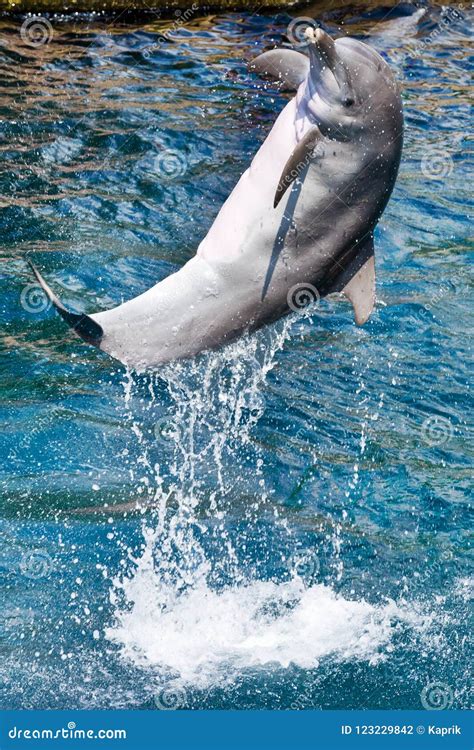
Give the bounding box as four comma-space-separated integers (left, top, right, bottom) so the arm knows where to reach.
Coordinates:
29, 28, 403, 372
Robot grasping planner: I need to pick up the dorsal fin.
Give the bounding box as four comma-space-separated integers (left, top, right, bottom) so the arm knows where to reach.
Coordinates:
249, 49, 310, 91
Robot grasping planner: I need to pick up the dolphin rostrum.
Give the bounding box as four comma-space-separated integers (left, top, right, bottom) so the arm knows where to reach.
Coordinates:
29, 28, 403, 371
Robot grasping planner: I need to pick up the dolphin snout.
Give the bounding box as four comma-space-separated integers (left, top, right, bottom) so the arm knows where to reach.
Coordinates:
304, 26, 336, 57
305, 26, 331, 46
305, 26, 354, 105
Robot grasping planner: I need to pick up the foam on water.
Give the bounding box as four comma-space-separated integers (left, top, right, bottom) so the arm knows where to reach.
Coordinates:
107, 568, 427, 688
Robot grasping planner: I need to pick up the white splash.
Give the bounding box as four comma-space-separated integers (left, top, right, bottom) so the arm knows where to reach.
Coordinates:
107, 565, 426, 688
107, 320, 427, 690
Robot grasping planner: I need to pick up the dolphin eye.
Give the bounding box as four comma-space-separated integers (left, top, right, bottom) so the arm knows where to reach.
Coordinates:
343, 97, 354, 107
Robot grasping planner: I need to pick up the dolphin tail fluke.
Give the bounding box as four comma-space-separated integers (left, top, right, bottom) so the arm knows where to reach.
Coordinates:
27, 260, 104, 346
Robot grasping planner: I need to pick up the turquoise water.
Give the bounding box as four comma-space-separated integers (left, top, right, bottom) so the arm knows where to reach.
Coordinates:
0, 3, 472, 710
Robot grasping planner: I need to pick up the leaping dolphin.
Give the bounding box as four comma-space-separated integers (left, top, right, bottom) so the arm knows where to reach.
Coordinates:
29, 28, 403, 371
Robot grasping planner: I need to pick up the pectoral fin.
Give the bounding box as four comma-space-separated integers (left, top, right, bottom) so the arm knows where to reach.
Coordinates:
274, 127, 322, 208
325, 235, 376, 325
250, 49, 310, 91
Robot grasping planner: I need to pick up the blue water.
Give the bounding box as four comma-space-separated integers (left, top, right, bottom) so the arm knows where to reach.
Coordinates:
0, 3, 472, 710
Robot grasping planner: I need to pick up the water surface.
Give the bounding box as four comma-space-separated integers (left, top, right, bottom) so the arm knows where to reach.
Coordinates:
0, 3, 472, 710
